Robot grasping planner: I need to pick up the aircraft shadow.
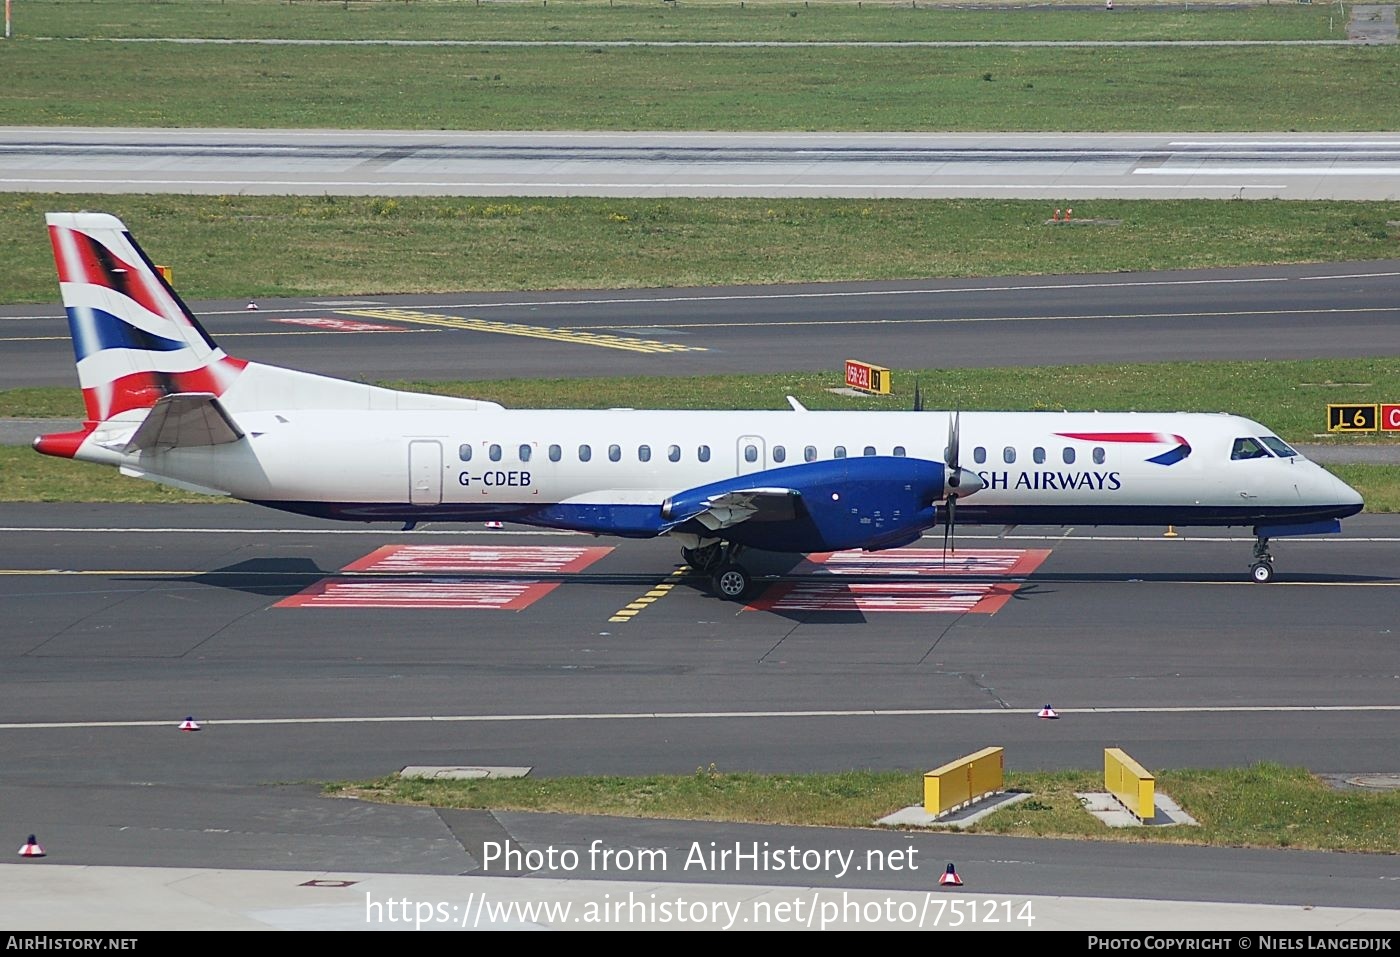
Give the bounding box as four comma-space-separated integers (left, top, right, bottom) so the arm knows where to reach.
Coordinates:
125, 558, 332, 598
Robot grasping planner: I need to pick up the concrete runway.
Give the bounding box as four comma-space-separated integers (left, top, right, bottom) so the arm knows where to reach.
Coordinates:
0, 503, 1396, 917
4, 128, 1400, 199
4, 259, 1399, 388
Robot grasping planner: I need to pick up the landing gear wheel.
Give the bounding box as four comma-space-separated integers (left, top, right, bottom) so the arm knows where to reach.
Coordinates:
711, 563, 752, 602
1250, 561, 1275, 584
682, 543, 723, 573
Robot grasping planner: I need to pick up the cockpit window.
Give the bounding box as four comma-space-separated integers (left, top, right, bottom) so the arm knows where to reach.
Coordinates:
1260, 436, 1298, 458
1231, 437, 1272, 460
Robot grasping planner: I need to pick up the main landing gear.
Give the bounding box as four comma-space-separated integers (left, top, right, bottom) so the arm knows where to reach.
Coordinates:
1250, 535, 1275, 584
681, 542, 752, 601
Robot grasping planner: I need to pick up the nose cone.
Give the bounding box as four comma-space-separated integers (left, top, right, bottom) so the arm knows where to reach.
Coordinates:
951, 467, 985, 496
1328, 471, 1365, 514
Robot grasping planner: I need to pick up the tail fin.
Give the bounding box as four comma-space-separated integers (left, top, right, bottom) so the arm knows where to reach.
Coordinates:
46, 212, 247, 422
38, 211, 502, 462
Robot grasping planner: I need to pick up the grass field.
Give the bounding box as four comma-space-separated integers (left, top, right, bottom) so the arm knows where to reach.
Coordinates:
5, 359, 1396, 507
331, 763, 1400, 853
4, 195, 1400, 302
3, 40, 1394, 131
15, 0, 1343, 42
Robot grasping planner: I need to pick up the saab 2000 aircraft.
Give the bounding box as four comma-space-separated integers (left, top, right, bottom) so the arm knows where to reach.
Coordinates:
35, 212, 1363, 598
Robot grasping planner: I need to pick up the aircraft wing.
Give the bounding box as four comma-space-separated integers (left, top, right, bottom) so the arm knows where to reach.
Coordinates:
664, 487, 802, 532
124, 392, 245, 453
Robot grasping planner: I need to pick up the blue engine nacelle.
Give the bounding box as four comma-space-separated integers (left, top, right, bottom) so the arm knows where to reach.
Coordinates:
661, 456, 948, 554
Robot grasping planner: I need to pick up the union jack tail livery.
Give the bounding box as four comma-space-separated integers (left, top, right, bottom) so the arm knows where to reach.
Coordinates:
47, 212, 247, 424
37, 212, 496, 466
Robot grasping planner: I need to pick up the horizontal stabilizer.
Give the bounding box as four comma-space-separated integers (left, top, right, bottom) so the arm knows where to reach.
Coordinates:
124, 392, 244, 453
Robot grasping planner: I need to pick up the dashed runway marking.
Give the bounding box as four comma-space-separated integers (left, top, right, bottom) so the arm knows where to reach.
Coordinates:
609, 565, 687, 623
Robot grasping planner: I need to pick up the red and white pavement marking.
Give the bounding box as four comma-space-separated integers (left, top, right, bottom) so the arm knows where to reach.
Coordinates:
342, 545, 613, 575
270, 317, 404, 333
811, 548, 1046, 577
278, 579, 557, 610
278, 545, 613, 610
747, 548, 1051, 615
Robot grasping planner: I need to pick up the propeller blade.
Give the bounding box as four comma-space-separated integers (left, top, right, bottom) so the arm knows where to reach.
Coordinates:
913, 380, 923, 413
942, 494, 959, 565
946, 410, 962, 487
942, 500, 951, 565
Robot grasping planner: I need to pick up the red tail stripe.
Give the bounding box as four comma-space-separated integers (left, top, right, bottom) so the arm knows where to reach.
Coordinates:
49, 226, 174, 324
81, 356, 248, 420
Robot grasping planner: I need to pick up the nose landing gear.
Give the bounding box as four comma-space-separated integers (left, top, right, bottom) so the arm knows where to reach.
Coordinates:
1250, 535, 1274, 583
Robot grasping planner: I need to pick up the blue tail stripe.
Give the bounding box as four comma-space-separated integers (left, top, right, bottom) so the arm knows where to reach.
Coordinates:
66, 306, 187, 361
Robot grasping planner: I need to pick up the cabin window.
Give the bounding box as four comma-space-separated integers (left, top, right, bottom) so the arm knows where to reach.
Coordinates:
489, 444, 502, 462
608, 444, 622, 462
863, 446, 877, 457
638, 444, 651, 463
578, 444, 592, 462
518, 444, 531, 462
1231, 437, 1271, 461
893, 446, 906, 457
1063, 447, 1076, 465
698, 444, 711, 463
668, 444, 681, 463
773, 445, 786, 464
1033, 447, 1046, 464
1093, 447, 1106, 465
548, 444, 561, 462
458, 444, 473, 462
973, 446, 986, 465
744, 444, 758, 463
833, 446, 847, 459
1261, 436, 1297, 458
1003, 447, 1016, 464
804, 446, 818, 462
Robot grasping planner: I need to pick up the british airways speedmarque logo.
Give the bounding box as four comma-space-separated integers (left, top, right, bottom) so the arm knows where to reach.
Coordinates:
1055, 432, 1193, 466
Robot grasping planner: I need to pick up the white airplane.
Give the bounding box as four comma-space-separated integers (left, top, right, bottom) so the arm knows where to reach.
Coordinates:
34, 212, 1363, 596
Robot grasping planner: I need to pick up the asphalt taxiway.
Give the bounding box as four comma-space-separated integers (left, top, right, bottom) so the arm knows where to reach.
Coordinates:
0, 503, 1396, 916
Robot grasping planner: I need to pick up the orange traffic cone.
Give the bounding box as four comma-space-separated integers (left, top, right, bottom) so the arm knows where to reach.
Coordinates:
1039, 704, 1060, 719
938, 862, 963, 886
179, 716, 201, 732
1065, 207, 1073, 222
1053, 208, 1062, 222
19, 835, 45, 858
